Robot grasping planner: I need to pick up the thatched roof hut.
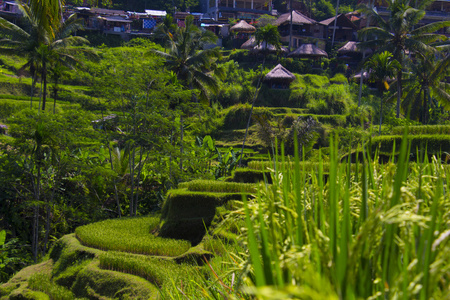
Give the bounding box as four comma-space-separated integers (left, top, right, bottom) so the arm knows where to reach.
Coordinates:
253, 42, 288, 54
338, 41, 372, 55
230, 20, 256, 33
288, 44, 328, 59
241, 36, 257, 49
264, 64, 296, 89
275, 10, 316, 26
352, 70, 370, 82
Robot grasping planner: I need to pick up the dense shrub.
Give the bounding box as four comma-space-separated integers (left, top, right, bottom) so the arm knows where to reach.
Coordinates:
222, 104, 273, 130
371, 135, 450, 156
160, 190, 247, 244
390, 125, 450, 135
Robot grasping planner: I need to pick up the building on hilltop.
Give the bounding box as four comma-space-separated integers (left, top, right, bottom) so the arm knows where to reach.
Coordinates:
0, 0, 22, 22
201, 0, 276, 22
319, 14, 358, 44
275, 10, 326, 49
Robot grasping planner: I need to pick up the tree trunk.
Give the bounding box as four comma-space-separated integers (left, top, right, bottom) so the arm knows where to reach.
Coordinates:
42, 62, 47, 111
30, 74, 36, 109
396, 69, 402, 118
53, 76, 58, 114
32, 161, 41, 263
289, 0, 293, 51
423, 89, 428, 124
239, 55, 266, 167
379, 91, 383, 135
129, 147, 135, 217
180, 114, 184, 172
331, 0, 340, 47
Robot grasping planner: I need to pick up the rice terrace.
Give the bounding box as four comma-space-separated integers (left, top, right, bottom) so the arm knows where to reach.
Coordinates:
1, 0, 450, 299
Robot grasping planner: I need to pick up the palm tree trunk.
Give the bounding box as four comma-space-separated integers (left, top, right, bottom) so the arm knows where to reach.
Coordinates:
379, 92, 383, 135
331, 0, 340, 47
423, 89, 428, 124
129, 148, 135, 217
30, 74, 36, 109
289, 0, 293, 51
239, 55, 266, 167
180, 114, 184, 172
53, 76, 58, 114
42, 62, 47, 111
396, 69, 402, 118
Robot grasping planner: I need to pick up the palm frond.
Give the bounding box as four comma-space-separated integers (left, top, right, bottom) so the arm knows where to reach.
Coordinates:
412, 21, 450, 36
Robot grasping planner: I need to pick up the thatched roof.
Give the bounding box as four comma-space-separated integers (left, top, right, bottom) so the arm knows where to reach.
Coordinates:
319, 14, 357, 29
275, 10, 316, 26
338, 41, 372, 55
352, 70, 370, 80
288, 44, 328, 58
264, 64, 296, 82
253, 42, 288, 53
230, 20, 256, 33
241, 36, 257, 49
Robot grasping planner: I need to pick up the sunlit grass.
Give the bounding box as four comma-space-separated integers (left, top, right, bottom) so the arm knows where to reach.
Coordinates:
99, 251, 194, 287
179, 180, 256, 193
75, 216, 191, 257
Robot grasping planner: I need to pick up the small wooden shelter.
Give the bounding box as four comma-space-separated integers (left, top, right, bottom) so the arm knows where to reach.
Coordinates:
230, 20, 256, 33
264, 64, 296, 89
241, 36, 257, 49
338, 41, 372, 56
253, 42, 288, 54
288, 44, 328, 59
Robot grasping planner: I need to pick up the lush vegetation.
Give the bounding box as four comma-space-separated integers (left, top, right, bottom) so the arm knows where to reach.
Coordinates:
1, 0, 450, 298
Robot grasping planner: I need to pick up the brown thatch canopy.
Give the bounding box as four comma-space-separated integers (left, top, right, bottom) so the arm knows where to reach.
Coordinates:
352, 70, 370, 81
275, 10, 317, 26
288, 44, 328, 59
264, 64, 296, 82
253, 42, 288, 54
338, 41, 372, 55
241, 36, 257, 49
319, 14, 357, 29
230, 20, 256, 33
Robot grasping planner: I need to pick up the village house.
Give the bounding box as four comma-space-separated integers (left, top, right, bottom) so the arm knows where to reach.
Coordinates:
201, 0, 276, 23
275, 10, 326, 49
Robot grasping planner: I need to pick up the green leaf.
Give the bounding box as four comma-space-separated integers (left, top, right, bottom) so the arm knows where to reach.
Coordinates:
0, 230, 5, 247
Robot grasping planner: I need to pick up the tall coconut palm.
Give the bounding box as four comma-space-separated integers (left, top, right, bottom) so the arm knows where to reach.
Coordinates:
239, 24, 281, 166
0, 4, 48, 108
365, 51, 400, 134
358, 0, 450, 118
40, 13, 93, 111
151, 15, 222, 172
395, 53, 450, 124
0, 3, 91, 111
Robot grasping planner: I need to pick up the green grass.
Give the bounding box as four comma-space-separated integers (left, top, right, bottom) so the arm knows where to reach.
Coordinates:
75, 216, 191, 257
99, 251, 194, 287
219, 132, 450, 298
28, 273, 75, 300
179, 180, 257, 193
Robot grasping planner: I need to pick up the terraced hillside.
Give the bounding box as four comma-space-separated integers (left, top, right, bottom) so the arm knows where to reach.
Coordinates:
0, 174, 260, 299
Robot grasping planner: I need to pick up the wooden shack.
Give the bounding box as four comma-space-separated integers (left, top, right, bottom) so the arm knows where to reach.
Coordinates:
264, 64, 296, 89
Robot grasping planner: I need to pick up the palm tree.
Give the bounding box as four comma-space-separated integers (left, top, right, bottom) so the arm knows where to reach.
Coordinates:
238, 24, 281, 166
151, 15, 222, 172
0, 3, 92, 111
40, 13, 93, 111
0, 4, 48, 108
365, 51, 400, 134
358, 0, 450, 118
397, 53, 450, 124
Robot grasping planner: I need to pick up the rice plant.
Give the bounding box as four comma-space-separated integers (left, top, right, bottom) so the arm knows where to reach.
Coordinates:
215, 131, 450, 299
28, 273, 74, 300
179, 180, 257, 193
75, 216, 190, 257
99, 251, 194, 288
